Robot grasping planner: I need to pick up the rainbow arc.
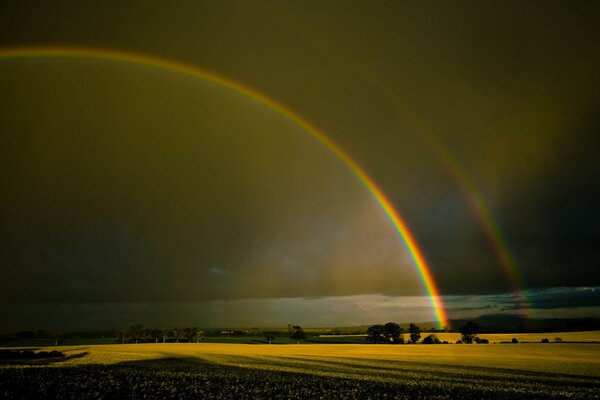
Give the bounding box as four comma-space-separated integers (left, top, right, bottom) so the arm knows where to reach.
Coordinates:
0, 46, 449, 328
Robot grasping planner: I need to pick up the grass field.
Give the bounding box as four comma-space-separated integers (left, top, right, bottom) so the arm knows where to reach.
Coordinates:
1, 340, 599, 399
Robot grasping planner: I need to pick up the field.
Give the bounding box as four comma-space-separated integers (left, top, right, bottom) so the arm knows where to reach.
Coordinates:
1, 340, 599, 399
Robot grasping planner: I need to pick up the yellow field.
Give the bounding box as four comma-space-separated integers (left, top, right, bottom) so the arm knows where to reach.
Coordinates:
43, 341, 599, 378
3, 341, 599, 398
423, 330, 600, 343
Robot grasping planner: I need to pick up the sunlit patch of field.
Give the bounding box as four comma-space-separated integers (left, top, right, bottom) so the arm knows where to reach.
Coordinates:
431, 330, 600, 343
1, 342, 599, 399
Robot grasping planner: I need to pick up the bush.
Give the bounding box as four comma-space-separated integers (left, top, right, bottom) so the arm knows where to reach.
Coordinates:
442, 341, 449, 344
553, 337, 563, 343
541, 338, 549, 343
421, 334, 441, 344
512, 338, 519, 343
456, 340, 462, 344
478, 338, 489, 344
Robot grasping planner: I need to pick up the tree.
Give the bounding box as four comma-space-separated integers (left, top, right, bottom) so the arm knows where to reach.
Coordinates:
290, 326, 306, 344
409, 324, 421, 343
367, 325, 386, 344
185, 327, 204, 343
384, 322, 404, 344
116, 329, 128, 344
459, 321, 479, 344
264, 333, 277, 344
161, 329, 169, 343
128, 324, 146, 344
53, 331, 64, 346
422, 334, 441, 344
148, 329, 162, 343
171, 328, 181, 343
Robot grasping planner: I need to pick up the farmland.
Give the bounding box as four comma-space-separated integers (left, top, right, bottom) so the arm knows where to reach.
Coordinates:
1, 341, 599, 399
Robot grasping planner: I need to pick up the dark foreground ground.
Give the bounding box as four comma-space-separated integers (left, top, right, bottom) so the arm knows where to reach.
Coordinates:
1, 357, 599, 400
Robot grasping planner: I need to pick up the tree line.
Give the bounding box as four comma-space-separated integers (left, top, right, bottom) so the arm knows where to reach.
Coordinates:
366, 321, 484, 344
116, 324, 205, 344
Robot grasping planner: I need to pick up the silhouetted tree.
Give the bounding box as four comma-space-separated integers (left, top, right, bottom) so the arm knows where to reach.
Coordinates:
184, 327, 203, 343
290, 326, 306, 344
161, 329, 169, 343
459, 321, 479, 343
367, 325, 386, 344
409, 324, 421, 343
171, 328, 181, 343
129, 324, 145, 344
384, 322, 404, 344
116, 329, 128, 344
264, 333, 276, 344
53, 331, 64, 346
511, 337, 519, 343
422, 334, 441, 344
148, 329, 162, 343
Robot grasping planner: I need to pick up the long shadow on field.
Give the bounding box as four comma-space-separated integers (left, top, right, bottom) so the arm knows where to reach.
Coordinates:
1, 355, 598, 400
243, 354, 600, 384
0, 350, 88, 366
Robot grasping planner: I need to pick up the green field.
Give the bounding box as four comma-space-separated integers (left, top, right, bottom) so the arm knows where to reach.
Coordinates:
1, 341, 599, 399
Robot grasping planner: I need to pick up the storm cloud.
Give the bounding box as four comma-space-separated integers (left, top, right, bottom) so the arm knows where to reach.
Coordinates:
0, 1, 599, 328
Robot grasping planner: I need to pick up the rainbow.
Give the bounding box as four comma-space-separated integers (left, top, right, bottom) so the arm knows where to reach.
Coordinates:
352, 66, 530, 311
0, 46, 449, 328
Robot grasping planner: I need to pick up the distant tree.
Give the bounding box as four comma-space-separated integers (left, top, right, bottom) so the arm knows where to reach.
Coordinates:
367, 325, 386, 344
264, 333, 277, 344
511, 338, 519, 343
171, 328, 181, 343
384, 322, 404, 344
128, 324, 146, 344
541, 338, 549, 343
116, 329, 128, 344
148, 329, 162, 343
409, 324, 421, 344
53, 331, 64, 346
161, 329, 170, 343
422, 334, 441, 344
185, 327, 203, 343
459, 321, 479, 344
290, 326, 306, 344
478, 338, 489, 344
553, 337, 563, 343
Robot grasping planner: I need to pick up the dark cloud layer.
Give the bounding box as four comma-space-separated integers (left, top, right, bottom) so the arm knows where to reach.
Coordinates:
0, 1, 599, 328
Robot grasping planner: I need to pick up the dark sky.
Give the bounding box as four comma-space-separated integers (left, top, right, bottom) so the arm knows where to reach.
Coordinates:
0, 1, 599, 330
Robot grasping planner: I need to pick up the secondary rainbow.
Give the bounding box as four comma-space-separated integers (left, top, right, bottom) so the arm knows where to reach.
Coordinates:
351, 66, 531, 312
0, 46, 449, 328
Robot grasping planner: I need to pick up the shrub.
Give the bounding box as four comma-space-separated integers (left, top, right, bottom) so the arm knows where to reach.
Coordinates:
478, 338, 489, 344
553, 337, 563, 343
512, 338, 519, 343
456, 340, 462, 344
421, 334, 441, 344
541, 338, 549, 343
